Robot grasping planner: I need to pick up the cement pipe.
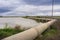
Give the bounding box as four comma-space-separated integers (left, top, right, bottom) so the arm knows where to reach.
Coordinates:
2, 19, 57, 40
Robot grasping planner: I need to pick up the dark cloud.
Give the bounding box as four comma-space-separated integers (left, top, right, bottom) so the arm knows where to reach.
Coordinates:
0, 0, 60, 16
0, 7, 15, 13
23, 0, 60, 6
23, 0, 52, 5
54, 0, 60, 5
0, 8, 10, 13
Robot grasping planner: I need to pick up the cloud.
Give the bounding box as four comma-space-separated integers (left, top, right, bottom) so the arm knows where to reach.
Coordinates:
54, 0, 60, 5
0, 0, 60, 16
1, 5, 60, 16
23, 0, 52, 5
0, 0, 25, 7
0, 0, 25, 14
54, 12, 60, 16
23, 0, 60, 6
0, 8, 11, 13
0, 0, 25, 11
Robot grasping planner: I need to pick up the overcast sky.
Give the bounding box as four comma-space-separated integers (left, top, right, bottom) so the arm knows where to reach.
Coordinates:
0, 0, 60, 16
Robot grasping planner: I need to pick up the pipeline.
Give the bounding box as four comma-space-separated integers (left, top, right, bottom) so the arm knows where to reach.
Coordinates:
2, 19, 57, 40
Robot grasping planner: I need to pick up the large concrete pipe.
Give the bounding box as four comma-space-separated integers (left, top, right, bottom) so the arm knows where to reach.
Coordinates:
2, 19, 56, 40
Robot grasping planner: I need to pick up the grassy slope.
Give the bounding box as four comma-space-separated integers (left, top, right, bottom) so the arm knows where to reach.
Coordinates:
0, 25, 58, 40
0, 28, 23, 40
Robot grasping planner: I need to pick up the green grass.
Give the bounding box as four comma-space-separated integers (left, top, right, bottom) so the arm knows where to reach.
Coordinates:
35, 27, 58, 40
0, 28, 23, 39
0, 26, 58, 40
0, 25, 58, 40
